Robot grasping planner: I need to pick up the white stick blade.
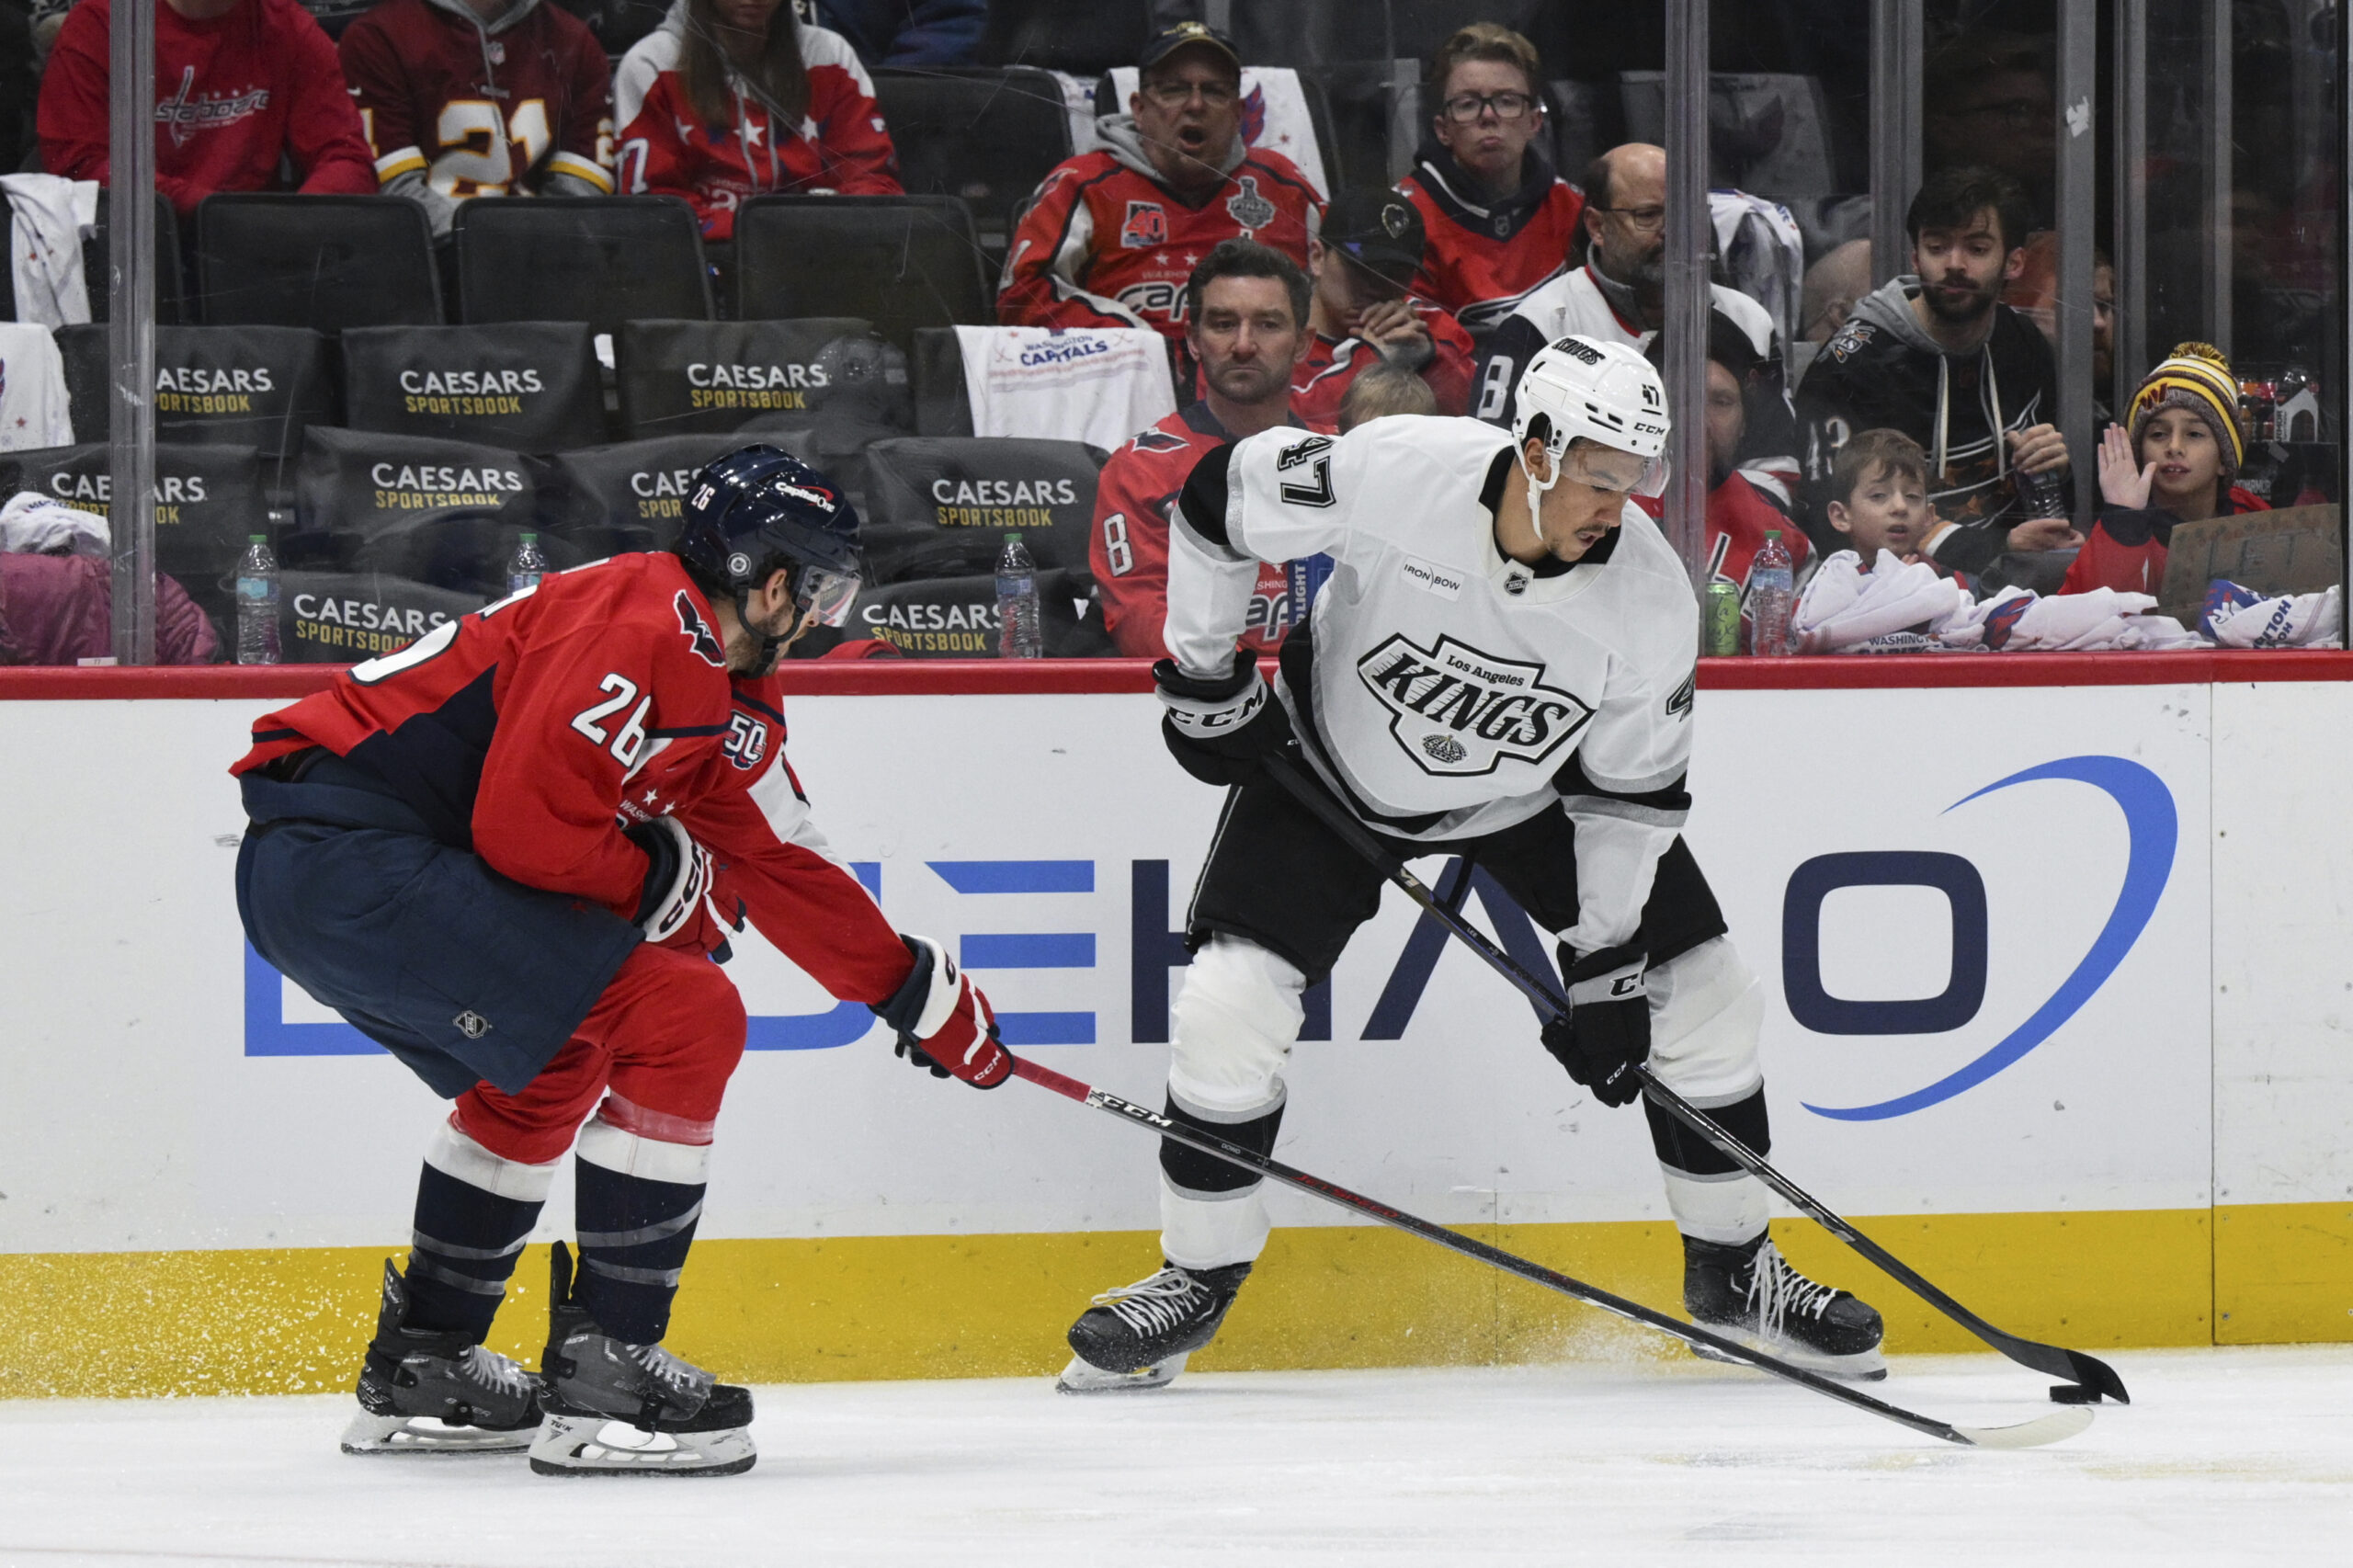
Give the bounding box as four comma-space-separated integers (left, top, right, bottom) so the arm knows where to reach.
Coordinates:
1952, 1405, 2096, 1449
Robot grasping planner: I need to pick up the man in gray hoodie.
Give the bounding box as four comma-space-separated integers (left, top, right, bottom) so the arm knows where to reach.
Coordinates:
1793, 165, 2077, 577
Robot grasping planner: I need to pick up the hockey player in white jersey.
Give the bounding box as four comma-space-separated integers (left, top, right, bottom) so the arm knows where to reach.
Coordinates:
1059, 335, 1885, 1392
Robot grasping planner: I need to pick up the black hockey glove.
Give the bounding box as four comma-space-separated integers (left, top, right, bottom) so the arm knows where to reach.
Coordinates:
1540, 943, 1651, 1108
1154, 652, 1292, 787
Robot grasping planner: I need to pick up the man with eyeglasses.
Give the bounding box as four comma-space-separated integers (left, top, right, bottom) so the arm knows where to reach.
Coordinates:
1392, 23, 1586, 340
997, 20, 1323, 362
1469, 142, 1783, 437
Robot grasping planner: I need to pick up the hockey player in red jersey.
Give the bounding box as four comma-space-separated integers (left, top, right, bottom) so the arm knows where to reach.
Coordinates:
232, 448, 1008, 1476
337, 0, 617, 239
617, 0, 901, 240
1290, 188, 1477, 426
1393, 24, 1586, 340
1093, 240, 1327, 658
39, 0, 376, 218
997, 22, 1323, 356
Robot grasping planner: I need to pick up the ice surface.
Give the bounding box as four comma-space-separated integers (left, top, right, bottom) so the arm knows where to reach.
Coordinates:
1, 1346, 2344, 1566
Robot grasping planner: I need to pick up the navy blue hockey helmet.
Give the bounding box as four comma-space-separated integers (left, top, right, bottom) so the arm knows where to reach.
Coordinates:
676, 445, 865, 636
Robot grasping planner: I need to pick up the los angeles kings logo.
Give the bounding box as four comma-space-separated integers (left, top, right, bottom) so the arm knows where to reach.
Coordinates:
1356, 633, 1593, 776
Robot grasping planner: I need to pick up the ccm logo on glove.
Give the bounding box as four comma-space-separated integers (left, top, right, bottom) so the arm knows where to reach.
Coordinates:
871, 935, 1011, 1088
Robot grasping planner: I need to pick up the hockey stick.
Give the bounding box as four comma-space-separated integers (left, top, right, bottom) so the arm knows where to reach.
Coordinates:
1009, 1053, 2090, 1449
1259, 752, 2131, 1406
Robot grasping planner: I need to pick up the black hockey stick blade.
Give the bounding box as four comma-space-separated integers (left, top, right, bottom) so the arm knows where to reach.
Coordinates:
1257, 752, 2130, 1407
1010, 1054, 2090, 1449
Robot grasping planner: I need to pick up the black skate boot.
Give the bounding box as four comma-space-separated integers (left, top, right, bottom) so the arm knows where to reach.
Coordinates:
340, 1259, 543, 1455
528, 1242, 756, 1477
1684, 1233, 1886, 1381
1058, 1260, 1252, 1392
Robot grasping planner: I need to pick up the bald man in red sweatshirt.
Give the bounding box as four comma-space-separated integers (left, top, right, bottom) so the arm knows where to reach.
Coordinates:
40, 0, 375, 219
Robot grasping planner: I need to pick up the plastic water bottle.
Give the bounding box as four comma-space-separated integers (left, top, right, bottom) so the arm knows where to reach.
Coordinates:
995, 532, 1042, 659
1748, 529, 1794, 657
234, 533, 280, 665
507, 530, 547, 595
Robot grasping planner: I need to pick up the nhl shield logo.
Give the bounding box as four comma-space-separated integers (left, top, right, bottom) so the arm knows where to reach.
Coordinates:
1357, 632, 1593, 777
1120, 199, 1168, 249
1224, 176, 1277, 233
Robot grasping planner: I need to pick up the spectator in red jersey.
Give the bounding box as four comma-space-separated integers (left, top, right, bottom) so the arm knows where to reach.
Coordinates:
38, 0, 375, 219
2062, 342, 2268, 597
339, 0, 616, 240
997, 22, 1323, 358
1643, 312, 1809, 599
1393, 23, 1584, 342
616, 0, 900, 242
1290, 188, 1475, 426
1091, 240, 1320, 659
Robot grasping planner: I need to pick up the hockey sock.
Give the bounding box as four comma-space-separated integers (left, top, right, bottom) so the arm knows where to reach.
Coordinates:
403, 1119, 559, 1340
1646, 1085, 1773, 1247
1158, 1089, 1284, 1269
572, 1110, 711, 1346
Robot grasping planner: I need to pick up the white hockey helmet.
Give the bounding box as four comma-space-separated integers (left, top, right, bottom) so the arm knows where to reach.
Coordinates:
1510, 335, 1671, 512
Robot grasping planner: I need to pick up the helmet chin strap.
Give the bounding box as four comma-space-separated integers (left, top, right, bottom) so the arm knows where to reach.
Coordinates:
733, 587, 803, 678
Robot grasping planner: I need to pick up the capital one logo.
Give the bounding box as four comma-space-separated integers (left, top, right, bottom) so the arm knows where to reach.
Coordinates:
1785, 756, 2177, 1121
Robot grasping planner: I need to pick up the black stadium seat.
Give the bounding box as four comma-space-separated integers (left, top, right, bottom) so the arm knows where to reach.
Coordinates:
858, 435, 1104, 585
56, 324, 334, 461
617, 317, 874, 440
978, 0, 1150, 74
194, 194, 441, 332
342, 323, 607, 452
541, 432, 770, 559
454, 197, 712, 335
870, 68, 1074, 253
910, 327, 974, 437
77, 188, 183, 325
274, 569, 489, 664
826, 572, 1084, 659
293, 426, 556, 597
732, 196, 988, 350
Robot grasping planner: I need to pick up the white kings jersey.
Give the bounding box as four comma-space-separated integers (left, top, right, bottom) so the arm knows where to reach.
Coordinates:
1165, 415, 1699, 954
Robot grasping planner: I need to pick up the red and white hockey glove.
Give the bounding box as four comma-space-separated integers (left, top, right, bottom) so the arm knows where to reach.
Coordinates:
626, 816, 733, 960
871, 935, 1011, 1089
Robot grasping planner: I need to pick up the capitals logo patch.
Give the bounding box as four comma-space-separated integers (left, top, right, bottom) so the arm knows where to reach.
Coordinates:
1120, 199, 1168, 248
1356, 633, 1593, 777
1224, 175, 1276, 233
675, 590, 726, 667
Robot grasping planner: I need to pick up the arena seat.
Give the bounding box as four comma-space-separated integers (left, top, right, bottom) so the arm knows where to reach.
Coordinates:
911, 324, 1176, 446
75, 188, 183, 326
911, 328, 975, 437
294, 426, 553, 597
193, 194, 441, 333
56, 324, 333, 461
454, 197, 713, 335
823, 571, 1086, 659
342, 323, 607, 452
0, 440, 263, 637
858, 434, 1104, 585
870, 68, 1074, 253
540, 432, 771, 559
617, 317, 876, 440
274, 569, 489, 664
732, 196, 988, 351
977, 0, 1151, 74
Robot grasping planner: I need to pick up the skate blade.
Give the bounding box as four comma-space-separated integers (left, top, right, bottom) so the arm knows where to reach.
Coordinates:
527, 1412, 756, 1477
339, 1410, 537, 1455
1689, 1332, 1889, 1382
1055, 1350, 1188, 1393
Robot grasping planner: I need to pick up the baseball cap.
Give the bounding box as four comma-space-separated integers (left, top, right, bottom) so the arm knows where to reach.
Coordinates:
1139, 20, 1241, 75
1322, 188, 1426, 288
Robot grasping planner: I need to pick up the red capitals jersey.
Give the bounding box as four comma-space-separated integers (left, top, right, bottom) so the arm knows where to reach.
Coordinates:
230, 552, 912, 1006
617, 25, 901, 241
1094, 403, 1306, 657
40, 0, 376, 218
999, 140, 1323, 347
1288, 301, 1479, 426
1395, 147, 1584, 339
338, 0, 615, 201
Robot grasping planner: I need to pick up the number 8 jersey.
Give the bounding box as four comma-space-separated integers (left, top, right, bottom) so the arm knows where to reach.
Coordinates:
231, 551, 913, 1006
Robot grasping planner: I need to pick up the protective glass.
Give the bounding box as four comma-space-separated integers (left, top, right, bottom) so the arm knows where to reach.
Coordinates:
795, 565, 862, 628
1441, 91, 1536, 122
1562, 441, 1669, 499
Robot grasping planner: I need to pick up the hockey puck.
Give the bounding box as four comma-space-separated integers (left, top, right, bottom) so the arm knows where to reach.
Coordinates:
2049, 1383, 2100, 1404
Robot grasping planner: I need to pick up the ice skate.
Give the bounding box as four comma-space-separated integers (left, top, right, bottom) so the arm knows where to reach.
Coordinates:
529, 1243, 756, 1477
339, 1259, 543, 1455
1058, 1261, 1250, 1392
1684, 1233, 1887, 1381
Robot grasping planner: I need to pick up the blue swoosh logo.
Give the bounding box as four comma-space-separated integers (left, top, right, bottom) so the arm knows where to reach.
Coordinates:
1803, 756, 2177, 1120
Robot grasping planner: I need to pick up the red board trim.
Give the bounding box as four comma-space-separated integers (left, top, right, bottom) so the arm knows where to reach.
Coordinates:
2, 651, 2350, 701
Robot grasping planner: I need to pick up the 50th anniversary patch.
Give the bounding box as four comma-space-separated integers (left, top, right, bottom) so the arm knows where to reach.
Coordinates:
1355, 632, 1593, 776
